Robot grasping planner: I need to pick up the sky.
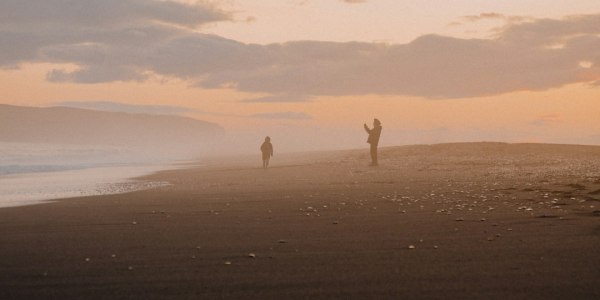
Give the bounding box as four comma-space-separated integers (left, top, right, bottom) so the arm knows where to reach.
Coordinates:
1, 0, 599, 152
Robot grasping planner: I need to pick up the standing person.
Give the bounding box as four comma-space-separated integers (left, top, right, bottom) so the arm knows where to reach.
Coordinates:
364, 118, 382, 166
260, 136, 274, 169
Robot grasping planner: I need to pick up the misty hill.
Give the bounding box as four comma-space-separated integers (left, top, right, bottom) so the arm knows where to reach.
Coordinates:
0, 104, 224, 149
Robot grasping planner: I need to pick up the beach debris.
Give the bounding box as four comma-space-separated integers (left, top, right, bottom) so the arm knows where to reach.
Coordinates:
278, 239, 287, 244
224, 261, 232, 265
248, 253, 256, 259
537, 214, 558, 218
408, 245, 416, 249
480, 218, 486, 222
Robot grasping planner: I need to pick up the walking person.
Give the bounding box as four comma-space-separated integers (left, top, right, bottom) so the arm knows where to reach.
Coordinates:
260, 136, 273, 169
364, 119, 382, 166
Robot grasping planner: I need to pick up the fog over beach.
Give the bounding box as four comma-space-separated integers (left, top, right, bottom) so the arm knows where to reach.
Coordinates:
1, 142, 600, 299
0, 104, 223, 207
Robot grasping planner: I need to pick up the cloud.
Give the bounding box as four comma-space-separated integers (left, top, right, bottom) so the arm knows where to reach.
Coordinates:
460, 12, 528, 23
1, 2, 600, 100
56, 101, 195, 115
0, 0, 230, 67
0, 0, 228, 28
449, 12, 530, 27
250, 112, 313, 120
462, 12, 506, 22
529, 114, 563, 126
298, 0, 367, 4
242, 94, 313, 103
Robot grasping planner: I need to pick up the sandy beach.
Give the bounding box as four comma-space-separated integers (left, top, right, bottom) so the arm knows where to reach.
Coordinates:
1, 142, 599, 299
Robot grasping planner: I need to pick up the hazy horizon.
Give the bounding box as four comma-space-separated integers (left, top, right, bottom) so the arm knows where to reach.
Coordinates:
1, 1, 600, 154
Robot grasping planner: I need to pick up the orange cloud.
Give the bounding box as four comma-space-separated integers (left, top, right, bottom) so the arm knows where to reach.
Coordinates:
1, 2, 599, 100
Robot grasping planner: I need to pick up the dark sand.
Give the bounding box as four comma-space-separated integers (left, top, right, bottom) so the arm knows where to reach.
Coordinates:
1, 142, 599, 299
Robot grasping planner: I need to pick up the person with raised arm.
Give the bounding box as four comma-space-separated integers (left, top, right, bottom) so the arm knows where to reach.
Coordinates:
364, 119, 382, 166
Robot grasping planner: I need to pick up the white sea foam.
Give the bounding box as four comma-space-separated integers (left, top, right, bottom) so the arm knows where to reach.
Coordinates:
0, 142, 177, 208
0, 164, 172, 208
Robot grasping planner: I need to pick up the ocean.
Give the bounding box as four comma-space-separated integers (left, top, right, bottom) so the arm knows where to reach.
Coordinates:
0, 142, 172, 208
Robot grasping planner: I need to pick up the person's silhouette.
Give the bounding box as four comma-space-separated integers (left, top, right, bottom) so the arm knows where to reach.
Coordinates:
364, 119, 382, 166
260, 136, 274, 169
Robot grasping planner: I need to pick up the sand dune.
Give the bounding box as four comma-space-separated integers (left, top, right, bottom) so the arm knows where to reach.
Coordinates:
0, 142, 598, 299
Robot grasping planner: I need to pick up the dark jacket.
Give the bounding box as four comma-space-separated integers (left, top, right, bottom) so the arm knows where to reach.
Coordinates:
365, 125, 382, 146
261, 142, 273, 156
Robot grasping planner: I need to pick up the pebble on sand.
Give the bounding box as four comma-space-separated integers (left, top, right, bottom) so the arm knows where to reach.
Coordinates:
408, 245, 416, 249
248, 253, 256, 258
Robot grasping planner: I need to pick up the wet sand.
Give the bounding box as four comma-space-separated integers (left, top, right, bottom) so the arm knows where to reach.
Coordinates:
1, 142, 599, 299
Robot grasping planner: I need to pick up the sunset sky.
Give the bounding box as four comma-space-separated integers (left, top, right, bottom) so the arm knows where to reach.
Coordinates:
1, 0, 599, 152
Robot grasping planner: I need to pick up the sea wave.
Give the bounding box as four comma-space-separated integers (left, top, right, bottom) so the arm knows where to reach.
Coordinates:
0, 142, 175, 208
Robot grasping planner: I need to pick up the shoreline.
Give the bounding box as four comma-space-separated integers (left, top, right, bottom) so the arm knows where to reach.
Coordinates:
0, 163, 176, 209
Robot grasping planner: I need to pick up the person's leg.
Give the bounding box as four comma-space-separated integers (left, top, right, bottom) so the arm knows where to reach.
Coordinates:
370, 144, 378, 166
